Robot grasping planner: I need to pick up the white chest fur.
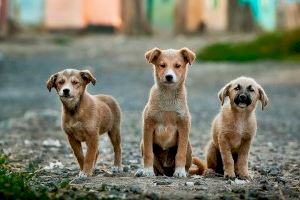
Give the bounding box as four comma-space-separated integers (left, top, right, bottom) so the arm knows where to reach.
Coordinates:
154, 123, 178, 150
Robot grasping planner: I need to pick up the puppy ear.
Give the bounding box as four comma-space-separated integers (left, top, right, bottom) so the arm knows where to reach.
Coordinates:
145, 48, 162, 64
258, 84, 269, 110
46, 73, 58, 92
80, 70, 96, 85
218, 83, 231, 105
180, 47, 196, 65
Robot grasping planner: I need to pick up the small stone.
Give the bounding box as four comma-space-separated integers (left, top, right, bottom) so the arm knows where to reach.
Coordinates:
123, 165, 129, 172
130, 186, 142, 194
185, 182, 194, 187
145, 192, 159, 200
154, 180, 172, 186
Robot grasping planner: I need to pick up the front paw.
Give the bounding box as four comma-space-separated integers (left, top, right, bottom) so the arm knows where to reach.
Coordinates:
78, 171, 89, 178
135, 167, 155, 177
236, 169, 250, 180
173, 167, 187, 178
224, 171, 236, 179
111, 166, 123, 174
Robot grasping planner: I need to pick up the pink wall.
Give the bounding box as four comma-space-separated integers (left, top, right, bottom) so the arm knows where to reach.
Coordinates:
45, 0, 121, 29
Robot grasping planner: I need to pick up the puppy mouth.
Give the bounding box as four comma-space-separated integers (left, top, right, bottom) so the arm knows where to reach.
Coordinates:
237, 103, 247, 108
60, 95, 75, 99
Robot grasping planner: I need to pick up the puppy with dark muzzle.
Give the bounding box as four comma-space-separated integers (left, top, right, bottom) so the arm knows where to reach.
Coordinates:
46, 69, 122, 178
135, 47, 196, 177
204, 76, 269, 179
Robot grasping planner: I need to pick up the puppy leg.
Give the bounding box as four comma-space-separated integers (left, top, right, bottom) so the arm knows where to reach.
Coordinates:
108, 127, 123, 173
67, 135, 84, 170
82, 134, 99, 177
185, 141, 192, 171
206, 141, 218, 171
94, 150, 99, 167
236, 139, 251, 179
174, 119, 190, 178
219, 136, 235, 179
135, 119, 155, 177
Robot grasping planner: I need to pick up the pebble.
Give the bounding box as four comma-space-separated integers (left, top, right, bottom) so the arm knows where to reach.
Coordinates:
185, 182, 194, 187
154, 180, 172, 186
130, 186, 142, 194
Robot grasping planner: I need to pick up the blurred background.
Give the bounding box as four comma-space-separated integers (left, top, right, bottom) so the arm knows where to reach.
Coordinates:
0, 1, 300, 199
0, 0, 300, 35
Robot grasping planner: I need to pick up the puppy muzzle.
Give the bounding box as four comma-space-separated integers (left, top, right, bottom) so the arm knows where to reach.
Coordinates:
234, 93, 252, 108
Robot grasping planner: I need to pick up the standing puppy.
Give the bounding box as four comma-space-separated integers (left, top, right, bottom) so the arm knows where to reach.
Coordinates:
136, 48, 195, 177
46, 69, 122, 177
206, 77, 269, 179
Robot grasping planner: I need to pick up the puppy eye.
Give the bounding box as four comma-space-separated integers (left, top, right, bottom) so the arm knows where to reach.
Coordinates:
58, 80, 64, 85
249, 88, 255, 92
72, 81, 79, 85
159, 64, 166, 68
234, 86, 240, 91
175, 64, 181, 68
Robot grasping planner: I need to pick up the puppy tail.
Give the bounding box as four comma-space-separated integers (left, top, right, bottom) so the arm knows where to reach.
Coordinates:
189, 157, 206, 175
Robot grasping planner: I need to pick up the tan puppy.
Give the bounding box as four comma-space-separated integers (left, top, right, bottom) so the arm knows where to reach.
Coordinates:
46, 69, 122, 177
135, 47, 195, 177
205, 76, 269, 179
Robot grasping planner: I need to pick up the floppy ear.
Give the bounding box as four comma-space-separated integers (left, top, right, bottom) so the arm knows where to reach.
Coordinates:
145, 48, 162, 64
46, 73, 58, 92
180, 47, 196, 65
218, 83, 231, 105
80, 70, 96, 85
258, 84, 269, 110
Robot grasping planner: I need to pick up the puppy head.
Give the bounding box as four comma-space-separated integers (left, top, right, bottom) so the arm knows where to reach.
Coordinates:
46, 69, 96, 104
218, 76, 269, 111
145, 47, 195, 87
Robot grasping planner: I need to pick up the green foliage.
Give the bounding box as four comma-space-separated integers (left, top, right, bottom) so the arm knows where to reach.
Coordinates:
197, 29, 300, 62
0, 168, 49, 200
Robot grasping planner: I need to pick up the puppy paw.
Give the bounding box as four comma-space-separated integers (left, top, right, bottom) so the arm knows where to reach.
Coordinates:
224, 171, 236, 179
237, 173, 252, 180
78, 171, 88, 178
135, 167, 155, 177
111, 166, 123, 174
173, 167, 187, 178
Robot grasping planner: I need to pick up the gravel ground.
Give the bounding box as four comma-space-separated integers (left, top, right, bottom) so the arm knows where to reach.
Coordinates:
0, 34, 299, 199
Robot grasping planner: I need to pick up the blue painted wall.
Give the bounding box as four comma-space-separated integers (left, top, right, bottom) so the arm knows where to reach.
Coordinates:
241, 0, 277, 31
10, 0, 44, 26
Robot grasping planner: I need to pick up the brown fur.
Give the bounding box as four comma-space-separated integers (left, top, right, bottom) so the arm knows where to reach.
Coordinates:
46, 69, 122, 177
188, 157, 206, 175
205, 76, 269, 179
136, 47, 196, 177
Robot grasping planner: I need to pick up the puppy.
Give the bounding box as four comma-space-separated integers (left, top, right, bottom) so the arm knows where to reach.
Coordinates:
205, 76, 269, 179
46, 69, 122, 177
135, 47, 195, 177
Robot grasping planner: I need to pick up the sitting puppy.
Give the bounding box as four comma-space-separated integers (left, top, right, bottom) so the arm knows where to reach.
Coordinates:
46, 69, 122, 177
135, 47, 195, 177
205, 76, 269, 179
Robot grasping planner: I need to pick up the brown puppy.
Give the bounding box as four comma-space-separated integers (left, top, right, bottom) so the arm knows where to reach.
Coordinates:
46, 69, 122, 177
135, 48, 195, 177
205, 76, 269, 179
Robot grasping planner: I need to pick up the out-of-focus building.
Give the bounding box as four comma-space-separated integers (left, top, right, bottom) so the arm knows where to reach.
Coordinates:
1, 0, 300, 35
277, 0, 300, 30
0, 0, 8, 37
45, 0, 121, 29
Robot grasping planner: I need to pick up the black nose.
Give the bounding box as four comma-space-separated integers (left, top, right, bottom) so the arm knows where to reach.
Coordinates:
165, 75, 173, 82
239, 94, 247, 101
63, 88, 70, 95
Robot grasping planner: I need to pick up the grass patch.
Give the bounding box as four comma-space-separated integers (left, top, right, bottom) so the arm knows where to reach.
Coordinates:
197, 29, 300, 62
0, 154, 49, 199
